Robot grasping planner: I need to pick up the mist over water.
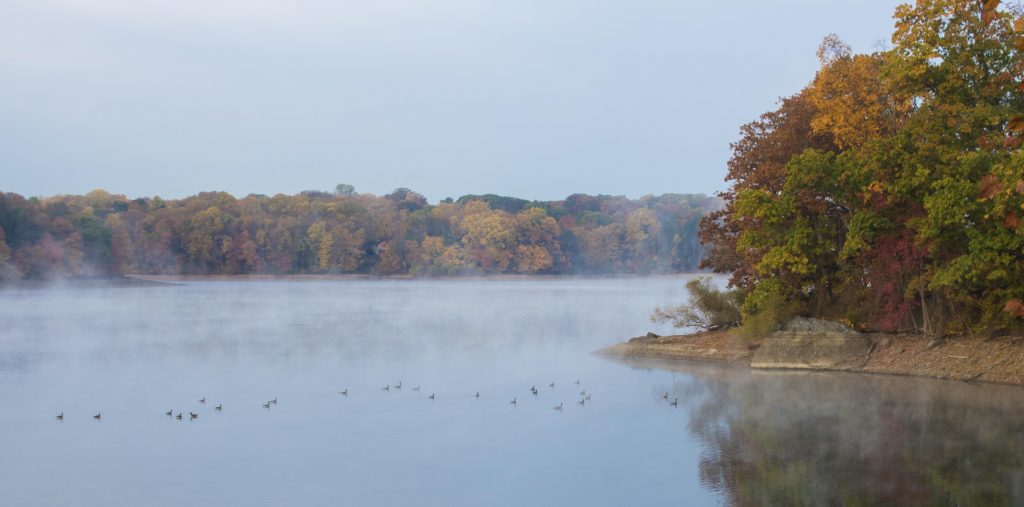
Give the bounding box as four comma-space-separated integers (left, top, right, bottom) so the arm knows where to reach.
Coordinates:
1, 277, 1022, 506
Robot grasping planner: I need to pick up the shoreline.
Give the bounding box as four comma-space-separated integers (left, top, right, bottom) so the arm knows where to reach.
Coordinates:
1, 272, 704, 288
119, 273, 702, 283
0, 275, 180, 289
599, 330, 1024, 387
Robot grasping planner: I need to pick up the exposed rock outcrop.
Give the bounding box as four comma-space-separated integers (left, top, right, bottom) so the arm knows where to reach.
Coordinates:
750, 317, 870, 370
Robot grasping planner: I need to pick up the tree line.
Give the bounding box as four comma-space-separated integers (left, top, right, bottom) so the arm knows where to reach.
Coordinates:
0, 187, 719, 280
699, 0, 1024, 336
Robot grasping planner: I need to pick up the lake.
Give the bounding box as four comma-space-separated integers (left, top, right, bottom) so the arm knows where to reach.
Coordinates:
1, 277, 1022, 506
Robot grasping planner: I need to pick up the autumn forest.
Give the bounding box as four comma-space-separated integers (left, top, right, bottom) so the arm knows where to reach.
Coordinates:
700, 0, 1024, 336
0, 188, 717, 279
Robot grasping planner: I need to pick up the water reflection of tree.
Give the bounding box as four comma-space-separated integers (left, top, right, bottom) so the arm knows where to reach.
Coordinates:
640, 359, 1024, 506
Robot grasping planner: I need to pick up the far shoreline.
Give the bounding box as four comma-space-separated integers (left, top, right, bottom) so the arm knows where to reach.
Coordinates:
0, 272, 710, 289
122, 272, 708, 282
0, 275, 181, 289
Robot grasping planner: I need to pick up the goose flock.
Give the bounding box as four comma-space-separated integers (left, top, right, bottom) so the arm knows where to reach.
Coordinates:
347, 378, 597, 411
53, 377, 683, 421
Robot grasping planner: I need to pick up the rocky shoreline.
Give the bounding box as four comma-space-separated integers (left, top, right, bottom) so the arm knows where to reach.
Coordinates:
599, 320, 1024, 386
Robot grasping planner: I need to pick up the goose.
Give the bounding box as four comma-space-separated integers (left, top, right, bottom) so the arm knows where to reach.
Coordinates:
395, 382, 402, 389
175, 412, 183, 420
549, 382, 555, 388
585, 394, 591, 401
475, 392, 480, 398
270, 398, 277, 405
165, 409, 173, 416
580, 390, 587, 396
215, 404, 223, 411
574, 378, 580, 385
428, 393, 436, 400
198, 397, 206, 404
262, 402, 271, 409
578, 399, 585, 405
339, 389, 348, 396
412, 386, 420, 392
382, 385, 390, 392
56, 412, 64, 421
189, 412, 198, 419
662, 392, 669, 400
553, 403, 563, 411
510, 397, 517, 405
93, 413, 101, 420
670, 398, 678, 407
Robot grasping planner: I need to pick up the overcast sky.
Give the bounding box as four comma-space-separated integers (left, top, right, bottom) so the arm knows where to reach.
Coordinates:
1, 0, 900, 202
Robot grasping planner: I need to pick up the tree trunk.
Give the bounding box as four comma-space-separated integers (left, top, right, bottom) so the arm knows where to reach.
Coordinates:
919, 288, 930, 337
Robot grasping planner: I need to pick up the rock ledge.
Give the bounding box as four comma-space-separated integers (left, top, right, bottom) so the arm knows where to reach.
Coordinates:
751, 317, 870, 370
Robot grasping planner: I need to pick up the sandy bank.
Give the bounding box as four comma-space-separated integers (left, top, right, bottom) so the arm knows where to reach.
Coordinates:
599, 330, 1024, 387
600, 330, 756, 364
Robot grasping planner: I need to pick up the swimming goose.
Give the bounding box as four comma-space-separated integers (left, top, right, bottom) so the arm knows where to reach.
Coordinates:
549, 382, 555, 388
93, 413, 101, 420
553, 403, 563, 411
270, 398, 277, 405
165, 409, 173, 416
475, 392, 480, 398
662, 392, 669, 400
578, 399, 585, 405
199, 397, 206, 404
428, 393, 436, 400
382, 385, 390, 392
575, 378, 580, 385
670, 398, 678, 407
580, 390, 586, 396
395, 382, 402, 389
56, 412, 64, 420
585, 394, 591, 401
262, 402, 271, 409
510, 397, 517, 405
339, 389, 348, 396
412, 386, 420, 392
190, 412, 198, 419
215, 404, 223, 411
176, 412, 183, 420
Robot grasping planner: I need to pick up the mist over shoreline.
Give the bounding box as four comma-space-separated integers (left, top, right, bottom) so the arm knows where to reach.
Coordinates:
0, 189, 720, 281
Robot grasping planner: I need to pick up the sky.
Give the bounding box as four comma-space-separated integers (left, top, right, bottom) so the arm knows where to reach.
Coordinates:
0, 0, 901, 202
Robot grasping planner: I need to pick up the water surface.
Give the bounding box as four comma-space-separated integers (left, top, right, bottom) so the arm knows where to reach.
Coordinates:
0, 277, 1021, 506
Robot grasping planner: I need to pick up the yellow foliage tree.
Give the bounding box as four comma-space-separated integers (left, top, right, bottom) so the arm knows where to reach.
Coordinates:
307, 221, 333, 271
808, 34, 911, 150
514, 244, 553, 273
456, 203, 517, 272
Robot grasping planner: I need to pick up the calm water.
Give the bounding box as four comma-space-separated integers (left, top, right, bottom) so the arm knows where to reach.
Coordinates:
1, 277, 1022, 506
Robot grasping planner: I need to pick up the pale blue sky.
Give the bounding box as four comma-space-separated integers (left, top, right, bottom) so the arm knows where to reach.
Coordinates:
0, 0, 900, 202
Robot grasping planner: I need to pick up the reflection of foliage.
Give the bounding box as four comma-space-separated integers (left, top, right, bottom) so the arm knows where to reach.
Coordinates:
0, 189, 720, 279
680, 367, 1024, 506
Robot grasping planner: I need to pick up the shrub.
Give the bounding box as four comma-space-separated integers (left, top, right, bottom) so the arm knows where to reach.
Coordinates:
738, 285, 801, 340
651, 276, 744, 331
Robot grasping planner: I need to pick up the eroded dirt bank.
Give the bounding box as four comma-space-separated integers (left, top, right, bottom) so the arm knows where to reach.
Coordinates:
600, 329, 1024, 386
